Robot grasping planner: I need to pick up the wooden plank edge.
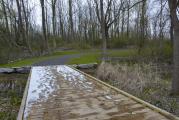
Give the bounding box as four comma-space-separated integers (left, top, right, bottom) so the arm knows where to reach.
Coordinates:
17, 69, 32, 120
68, 65, 179, 120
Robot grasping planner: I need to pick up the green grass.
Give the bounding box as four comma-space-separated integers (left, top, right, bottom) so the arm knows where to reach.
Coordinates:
108, 49, 138, 57
68, 49, 137, 64
68, 53, 100, 64
0, 49, 138, 67
0, 50, 79, 67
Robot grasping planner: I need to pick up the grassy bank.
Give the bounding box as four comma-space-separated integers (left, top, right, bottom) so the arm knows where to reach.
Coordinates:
0, 49, 138, 67
68, 53, 100, 64
68, 49, 138, 64
0, 50, 79, 67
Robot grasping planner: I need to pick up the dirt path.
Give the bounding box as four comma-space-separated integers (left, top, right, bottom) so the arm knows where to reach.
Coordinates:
33, 54, 81, 66
20, 65, 175, 120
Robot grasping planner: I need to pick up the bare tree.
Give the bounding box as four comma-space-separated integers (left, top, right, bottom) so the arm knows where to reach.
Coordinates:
168, 0, 179, 95
16, 0, 32, 53
159, 0, 164, 40
57, 0, 65, 40
94, 0, 124, 61
127, 0, 130, 37
40, 0, 49, 52
21, 0, 32, 54
121, 8, 125, 37
94, 0, 145, 60
170, 13, 174, 45
2, 0, 10, 44
51, 0, 57, 49
138, 0, 147, 53
68, 0, 74, 40
77, 0, 82, 42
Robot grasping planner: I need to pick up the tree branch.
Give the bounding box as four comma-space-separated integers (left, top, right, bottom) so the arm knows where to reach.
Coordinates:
128, 0, 143, 10
94, 0, 101, 23
107, 0, 124, 27
105, 0, 113, 22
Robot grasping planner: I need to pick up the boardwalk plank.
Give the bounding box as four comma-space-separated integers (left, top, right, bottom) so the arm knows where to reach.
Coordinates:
18, 65, 179, 120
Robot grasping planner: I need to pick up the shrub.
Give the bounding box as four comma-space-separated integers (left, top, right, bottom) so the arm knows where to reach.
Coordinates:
110, 36, 129, 48
65, 42, 92, 50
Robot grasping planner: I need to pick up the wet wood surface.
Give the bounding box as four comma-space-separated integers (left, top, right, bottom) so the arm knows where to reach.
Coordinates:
19, 65, 178, 120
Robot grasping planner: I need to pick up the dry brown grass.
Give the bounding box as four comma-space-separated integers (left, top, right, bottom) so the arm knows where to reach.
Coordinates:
97, 62, 161, 95
97, 62, 179, 116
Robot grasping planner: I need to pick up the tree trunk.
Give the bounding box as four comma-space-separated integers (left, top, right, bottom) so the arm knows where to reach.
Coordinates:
170, 15, 174, 45
172, 29, 179, 95
40, 0, 49, 52
127, 0, 130, 37
100, 0, 107, 61
168, 0, 179, 95
68, 0, 73, 40
52, 0, 57, 49
121, 9, 125, 37
21, 0, 32, 54
59, 8, 64, 40
138, 0, 146, 54
16, 0, 26, 47
2, 0, 10, 45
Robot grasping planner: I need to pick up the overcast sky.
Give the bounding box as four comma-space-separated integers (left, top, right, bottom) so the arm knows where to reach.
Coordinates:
30, 0, 41, 25
29, 0, 167, 29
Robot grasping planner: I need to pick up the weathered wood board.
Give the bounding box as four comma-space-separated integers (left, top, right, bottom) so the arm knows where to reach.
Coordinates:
17, 65, 179, 120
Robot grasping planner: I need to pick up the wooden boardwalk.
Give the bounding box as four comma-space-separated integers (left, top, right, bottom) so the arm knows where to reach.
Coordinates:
17, 65, 179, 120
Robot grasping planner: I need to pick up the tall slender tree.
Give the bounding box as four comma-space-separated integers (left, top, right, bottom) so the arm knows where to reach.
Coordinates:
40, 0, 49, 52
21, 0, 32, 54
51, 0, 57, 49
68, 0, 74, 40
138, 0, 147, 53
2, 0, 10, 44
94, 0, 123, 61
127, 0, 130, 37
168, 0, 179, 95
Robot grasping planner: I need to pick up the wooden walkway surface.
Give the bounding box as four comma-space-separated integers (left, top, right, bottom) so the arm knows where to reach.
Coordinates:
17, 65, 179, 120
